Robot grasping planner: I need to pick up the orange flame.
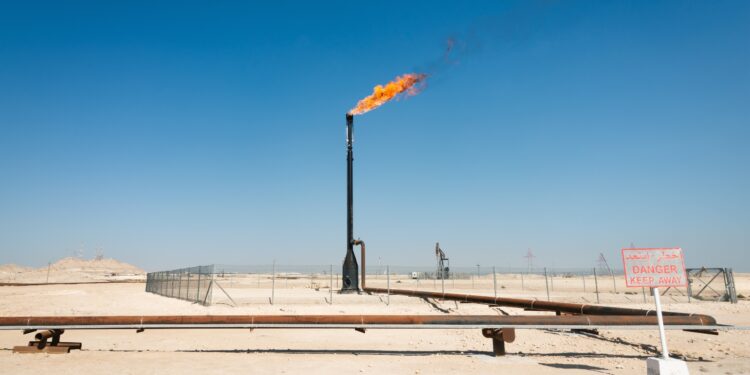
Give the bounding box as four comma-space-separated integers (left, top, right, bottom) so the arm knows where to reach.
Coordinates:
349, 73, 427, 115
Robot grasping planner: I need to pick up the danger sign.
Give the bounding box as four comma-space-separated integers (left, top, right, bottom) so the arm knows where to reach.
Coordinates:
622, 248, 687, 288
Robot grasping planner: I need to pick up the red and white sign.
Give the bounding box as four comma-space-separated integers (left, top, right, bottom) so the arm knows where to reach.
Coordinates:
621, 248, 687, 288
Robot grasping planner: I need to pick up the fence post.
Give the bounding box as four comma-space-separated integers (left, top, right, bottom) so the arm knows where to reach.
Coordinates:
521, 272, 524, 291
271, 260, 276, 305
208, 268, 215, 305
387, 265, 390, 306
329, 264, 333, 305
178, 271, 183, 300
550, 271, 554, 291
441, 273, 445, 295
196, 268, 202, 302
593, 267, 600, 304
544, 267, 550, 301
185, 272, 190, 299
611, 270, 617, 293
493, 266, 497, 298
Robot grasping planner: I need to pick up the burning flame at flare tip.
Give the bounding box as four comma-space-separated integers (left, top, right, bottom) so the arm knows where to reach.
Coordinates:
348, 73, 427, 116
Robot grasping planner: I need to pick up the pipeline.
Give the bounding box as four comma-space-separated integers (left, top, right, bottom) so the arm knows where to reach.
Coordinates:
353, 239, 365, 289
363, 287, 716, 324
356, 246, 715, 324
0, 280, 143, 287
0, 314, 716, 329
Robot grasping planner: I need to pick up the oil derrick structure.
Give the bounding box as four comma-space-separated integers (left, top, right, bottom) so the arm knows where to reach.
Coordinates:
435, 242, 449, 279
523, 249, 535, 273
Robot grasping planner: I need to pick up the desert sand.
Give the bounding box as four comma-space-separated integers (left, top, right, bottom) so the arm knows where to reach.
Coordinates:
0, 257, 144, 284
0, 261, 748, 374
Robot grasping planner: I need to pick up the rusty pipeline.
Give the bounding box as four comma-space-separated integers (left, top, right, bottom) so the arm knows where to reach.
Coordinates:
355, 242, 715, 324
0, 314, 716, 328
362, 287, 716, 325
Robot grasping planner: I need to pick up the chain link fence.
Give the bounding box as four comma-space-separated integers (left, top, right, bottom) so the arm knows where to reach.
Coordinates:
145, 265, 215, 305
145, 263, 738, 306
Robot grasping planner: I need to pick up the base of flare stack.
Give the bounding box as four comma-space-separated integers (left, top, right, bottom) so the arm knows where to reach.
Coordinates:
646, 357, 689, 375
342, 246, 359, 292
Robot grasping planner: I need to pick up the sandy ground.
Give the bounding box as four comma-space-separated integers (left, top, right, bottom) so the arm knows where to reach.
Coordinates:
1, 271, 749, 375
0, 257, 144, 284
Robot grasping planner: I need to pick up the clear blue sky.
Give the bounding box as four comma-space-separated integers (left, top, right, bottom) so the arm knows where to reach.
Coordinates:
1, 1, 748, 271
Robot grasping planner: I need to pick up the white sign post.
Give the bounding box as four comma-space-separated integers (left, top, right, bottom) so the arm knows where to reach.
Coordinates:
622, 247, 690, 375
652, 286, 668, 359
